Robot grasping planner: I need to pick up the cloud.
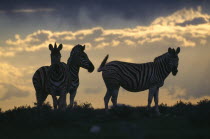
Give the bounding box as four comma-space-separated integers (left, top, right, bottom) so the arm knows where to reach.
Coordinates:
0, 8, 55, 14
1, 6, 209, 58
0, 62, 33, 93
0, 10, 5, 14
124, 40, 136, 46
163, 45, 210, 99
94, 37, 105, 42
5, 30, 53, 52
1, 0, 208, 25
0, 62, 23, 84
0, 83, 30, 101
0, 6, 210, 106
111, 40, 120, 47
151, 6, 210, 26
176, 17, 209, 26
12, 8, 55, 13
0, 47, 15, 57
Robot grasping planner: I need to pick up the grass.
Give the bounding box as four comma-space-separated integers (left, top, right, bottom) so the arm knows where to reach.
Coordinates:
0, 100, 210, 139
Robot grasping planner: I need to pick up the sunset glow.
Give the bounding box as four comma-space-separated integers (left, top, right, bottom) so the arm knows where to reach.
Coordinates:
0, 0, 210, 111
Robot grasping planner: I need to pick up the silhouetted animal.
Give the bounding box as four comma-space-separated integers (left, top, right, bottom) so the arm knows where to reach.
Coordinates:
32, 44, 94, 109
32, 43, 69, 110
67, 44, 94, 108
98, 47, 180, 114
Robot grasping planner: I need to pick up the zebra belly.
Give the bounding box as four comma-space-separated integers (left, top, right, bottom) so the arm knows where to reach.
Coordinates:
121, 85, 149, 92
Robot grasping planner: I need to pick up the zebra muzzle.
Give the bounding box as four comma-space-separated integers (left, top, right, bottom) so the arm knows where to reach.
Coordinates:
87, 63, 95, 73
172, 68, 178, 76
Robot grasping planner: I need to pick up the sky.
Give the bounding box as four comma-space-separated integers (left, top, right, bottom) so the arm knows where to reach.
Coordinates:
0, 0, 210, 110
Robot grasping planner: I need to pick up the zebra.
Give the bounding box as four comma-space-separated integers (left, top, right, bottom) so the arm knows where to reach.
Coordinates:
32, 43, 69, 110
98, 47, 180, 114
67, 44, 94, 108
32, 44, 94, 109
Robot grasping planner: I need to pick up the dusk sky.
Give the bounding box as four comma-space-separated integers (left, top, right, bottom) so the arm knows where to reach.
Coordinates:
0, 0, 210, 110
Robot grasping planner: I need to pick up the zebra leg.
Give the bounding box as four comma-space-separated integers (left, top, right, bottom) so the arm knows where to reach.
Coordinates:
147, 87, 156, 110
51, 94, 58, 110
154, 87, 160, 115
111, 88, 119, 107
69, 89, 77, 108
36, 91, 47, 108
104, 90, 111, 111
58, 93, 67, 111
102, 74, 120, 110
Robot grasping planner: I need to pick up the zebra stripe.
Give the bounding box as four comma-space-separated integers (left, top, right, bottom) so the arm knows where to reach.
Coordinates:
98, 47, 180, 114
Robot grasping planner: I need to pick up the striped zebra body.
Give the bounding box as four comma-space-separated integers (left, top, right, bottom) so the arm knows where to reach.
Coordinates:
98, 47, 180, 114
102, 61, 155, 92
66, 44, 94, 108
47, 62, 69, 110
33, 63, 69, 109
33, 43, 69, 110
32, 44, 94, 109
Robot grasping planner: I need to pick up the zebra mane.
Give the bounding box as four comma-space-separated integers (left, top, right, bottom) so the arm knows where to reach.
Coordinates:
154, 52, 169, 63
67, 44, 85, 64
70, 44, 85, 55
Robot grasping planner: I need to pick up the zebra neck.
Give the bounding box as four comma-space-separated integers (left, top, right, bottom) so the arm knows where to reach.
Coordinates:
156, 58, 171, 81
51, 60, 60, 65
67, 61, 80, 80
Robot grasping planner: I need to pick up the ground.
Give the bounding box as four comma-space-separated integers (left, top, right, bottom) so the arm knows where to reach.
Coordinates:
0, 100, 210, 139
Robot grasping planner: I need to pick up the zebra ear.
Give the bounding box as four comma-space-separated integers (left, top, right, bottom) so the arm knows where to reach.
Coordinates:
83, 45, 85, 51
176, 47, 180, 54
168, 47, 172, 53
49, 44, 53, 51
58, 44, 63, 50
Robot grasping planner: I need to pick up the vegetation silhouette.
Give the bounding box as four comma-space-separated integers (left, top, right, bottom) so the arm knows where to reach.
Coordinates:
0, 99, 210, 139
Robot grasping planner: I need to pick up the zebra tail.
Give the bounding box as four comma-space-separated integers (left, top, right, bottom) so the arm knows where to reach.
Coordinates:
97, 54, 109, 72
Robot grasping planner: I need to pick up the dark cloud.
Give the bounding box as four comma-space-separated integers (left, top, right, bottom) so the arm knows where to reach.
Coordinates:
176, 17, 209, 26
1, 0, 209, 27
0, 83, 30, 101
1, 0, 209, 43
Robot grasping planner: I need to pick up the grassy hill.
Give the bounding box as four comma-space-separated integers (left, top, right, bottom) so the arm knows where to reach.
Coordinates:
0, 100, 210, 139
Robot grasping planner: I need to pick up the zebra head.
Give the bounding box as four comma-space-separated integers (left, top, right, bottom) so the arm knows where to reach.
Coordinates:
167, 47, 180, 76
49, 43, 63, 65
68, 44, 94, 72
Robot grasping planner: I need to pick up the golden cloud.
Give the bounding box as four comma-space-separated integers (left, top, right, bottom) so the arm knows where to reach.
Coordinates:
0, 6, 209, 56
0, 62, 33, 94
